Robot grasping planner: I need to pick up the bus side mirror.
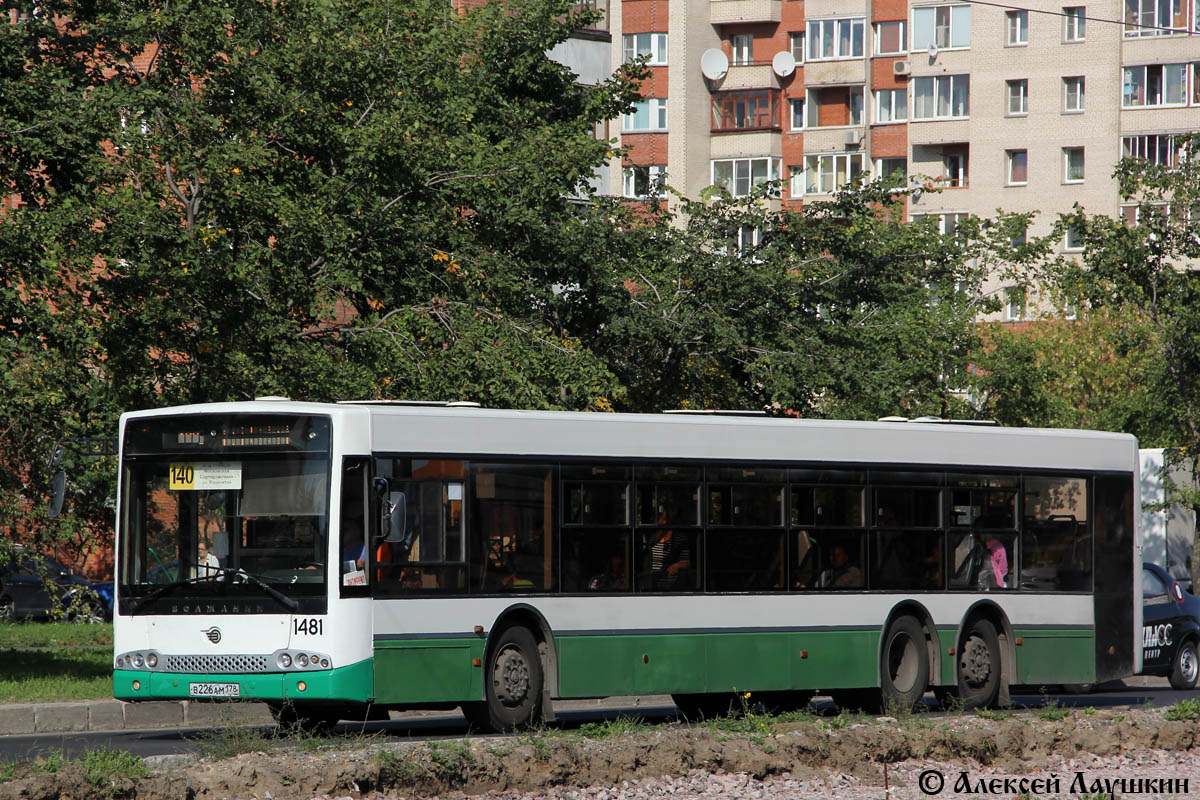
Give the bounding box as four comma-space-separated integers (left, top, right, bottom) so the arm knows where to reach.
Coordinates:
381, 491, 407, 545
48, 471, 66, 519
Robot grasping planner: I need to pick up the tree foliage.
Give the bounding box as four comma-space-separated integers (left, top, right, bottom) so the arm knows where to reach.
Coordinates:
0, 0, 1048, 572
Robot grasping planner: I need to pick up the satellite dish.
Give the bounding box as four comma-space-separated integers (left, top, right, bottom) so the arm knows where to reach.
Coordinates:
700, 48, 729, 81
772, 51, 796, 78
928, 42, 939, 59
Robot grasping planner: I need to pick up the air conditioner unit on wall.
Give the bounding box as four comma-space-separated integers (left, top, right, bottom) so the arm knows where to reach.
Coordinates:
893, 60, 911, 76
844, 130, 863, 147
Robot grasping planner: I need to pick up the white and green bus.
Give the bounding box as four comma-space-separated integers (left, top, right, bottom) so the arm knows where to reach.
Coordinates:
113, 400, 1140, 730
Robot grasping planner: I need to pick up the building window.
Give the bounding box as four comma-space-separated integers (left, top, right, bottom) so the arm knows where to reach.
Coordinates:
790, 32, 805, 63
874, 20, 907, 54
790, 98, 805, 130
622, 33, 668, 65
623, 165, 667, 198
1064, 76, 1085, 112
623, 98, 668, 131
1124, 0, 1187, 36
1123, 134, 1184, 166
912, 212, 969, 235
875, 157, 908, 181
1122, 64, 1188, 108
712, 157, 781, 198
912, 4, 971, 51
1005, 288, 1026, 321
1064, 147, 1085, 183
1006, 79, 1028, 115
1064, 6, 1086, 40
798, 152, 866, 195
874, 88, 907, 123
912, 75, 969, 119
1064, 225, 1084, 251
711, 91, 780, 132
1006, 149, 1028, 185
807, 17, 865, 60
731, 34, 753, 66
1006, 10, 1028, 44
805, 86, 865, 128
943, 152, 968, 187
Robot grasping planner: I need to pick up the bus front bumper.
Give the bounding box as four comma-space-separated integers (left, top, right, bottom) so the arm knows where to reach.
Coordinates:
113, 657, 373, 703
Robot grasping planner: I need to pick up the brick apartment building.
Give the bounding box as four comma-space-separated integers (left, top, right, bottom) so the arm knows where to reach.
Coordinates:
579, 0, 1200, 318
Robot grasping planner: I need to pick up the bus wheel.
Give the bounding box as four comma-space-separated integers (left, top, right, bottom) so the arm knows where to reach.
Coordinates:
474, 626, 543, 732
1170, 639, 1199, 690
957, 618, 1000, 709
880, 616, 929, 712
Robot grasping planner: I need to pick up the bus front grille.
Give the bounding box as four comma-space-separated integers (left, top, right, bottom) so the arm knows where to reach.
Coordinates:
162, 654, 272, 673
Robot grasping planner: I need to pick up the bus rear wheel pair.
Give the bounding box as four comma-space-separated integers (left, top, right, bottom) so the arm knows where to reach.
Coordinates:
838, 616, 1001, 713
462, 626, 544, 732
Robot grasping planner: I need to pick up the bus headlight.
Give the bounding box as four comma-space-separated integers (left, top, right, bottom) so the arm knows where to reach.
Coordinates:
297, 654, 309, 667
277, 653, 292, 669
132, 654, 145, 668
146, 653, 158, 668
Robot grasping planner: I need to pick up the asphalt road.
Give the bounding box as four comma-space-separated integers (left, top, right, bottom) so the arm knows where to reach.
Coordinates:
1, 684, 1194, 764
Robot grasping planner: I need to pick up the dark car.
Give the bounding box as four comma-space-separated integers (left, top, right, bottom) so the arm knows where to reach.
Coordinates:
1141, 562, 1200, 690
0, 547, 111, 623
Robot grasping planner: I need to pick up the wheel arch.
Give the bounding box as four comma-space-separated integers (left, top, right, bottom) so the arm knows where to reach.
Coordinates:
957, 599, 1016, 705
486, 603, 560, 713
878, 601, 940, 692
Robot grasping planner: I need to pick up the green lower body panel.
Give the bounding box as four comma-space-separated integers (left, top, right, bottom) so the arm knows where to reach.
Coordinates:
372, 638, 485, 704
114, 658, 374, 703
1013, 628, 1094, 686
557, 630, 880, 698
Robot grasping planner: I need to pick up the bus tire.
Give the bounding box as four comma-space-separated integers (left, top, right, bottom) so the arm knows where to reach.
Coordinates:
880, 616, 929, 712
1169, 639, 1199, 690
474, 626, 543, 732
957, 618, 1001, 709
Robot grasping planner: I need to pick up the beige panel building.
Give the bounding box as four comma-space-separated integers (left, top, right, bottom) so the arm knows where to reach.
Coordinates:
603, 0, 1200, 318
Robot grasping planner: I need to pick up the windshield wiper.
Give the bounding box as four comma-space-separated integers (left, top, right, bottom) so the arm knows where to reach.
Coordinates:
128, 565, 299, 614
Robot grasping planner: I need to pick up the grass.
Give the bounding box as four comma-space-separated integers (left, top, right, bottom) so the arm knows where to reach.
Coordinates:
1164, 698, 1200, 721
0, 621, 113, 649
0, 647, 113, 702
578, 715, 650, 739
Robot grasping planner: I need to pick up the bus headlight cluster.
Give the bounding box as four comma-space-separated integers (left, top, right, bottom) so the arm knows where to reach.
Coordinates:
272, 649, 331, 672
116, 650, 161, 670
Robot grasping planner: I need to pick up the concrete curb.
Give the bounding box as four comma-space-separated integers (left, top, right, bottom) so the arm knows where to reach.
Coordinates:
0, 700, 274, 735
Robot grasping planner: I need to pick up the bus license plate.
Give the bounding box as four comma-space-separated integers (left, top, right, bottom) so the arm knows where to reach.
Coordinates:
189, 682, 241, 698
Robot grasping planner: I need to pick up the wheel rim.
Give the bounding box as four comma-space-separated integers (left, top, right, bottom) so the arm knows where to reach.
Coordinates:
888, 632, 920, 693
1182, 646, 1199, 684
492, 644, 531, 709
960, 634, 993, 689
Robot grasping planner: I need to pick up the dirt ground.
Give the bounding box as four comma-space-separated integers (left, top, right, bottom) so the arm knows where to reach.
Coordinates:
3, 706, 1198, 800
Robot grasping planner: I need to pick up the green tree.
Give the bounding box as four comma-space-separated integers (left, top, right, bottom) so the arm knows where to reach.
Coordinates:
0, 0, 642, 563
1050, 133, 1200, 581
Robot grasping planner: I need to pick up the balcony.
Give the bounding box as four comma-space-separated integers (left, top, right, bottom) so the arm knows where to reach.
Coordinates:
710, 0, 781, 25
720, 63, 780, 91
711, 90, 782, 134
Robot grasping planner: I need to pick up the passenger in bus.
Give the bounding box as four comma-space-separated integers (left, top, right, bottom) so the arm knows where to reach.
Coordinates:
819, 544, 864, 589
980, 536, 1009, 589
645, 520, 691, 591
588, 548, 629, 592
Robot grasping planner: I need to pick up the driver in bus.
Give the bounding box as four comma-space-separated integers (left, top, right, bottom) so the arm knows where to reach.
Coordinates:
340, 518, 366, 572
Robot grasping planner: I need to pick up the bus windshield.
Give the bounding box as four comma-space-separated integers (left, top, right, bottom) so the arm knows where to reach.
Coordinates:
118, 415, 331, 614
